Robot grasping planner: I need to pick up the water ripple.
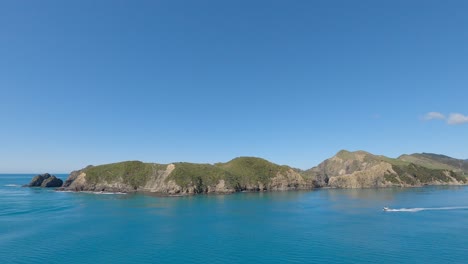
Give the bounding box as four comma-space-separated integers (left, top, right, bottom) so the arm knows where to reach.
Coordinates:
2, 175, 468, 264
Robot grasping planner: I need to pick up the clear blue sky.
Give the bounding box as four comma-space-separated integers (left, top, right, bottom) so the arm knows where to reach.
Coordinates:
1, 0, 467, 173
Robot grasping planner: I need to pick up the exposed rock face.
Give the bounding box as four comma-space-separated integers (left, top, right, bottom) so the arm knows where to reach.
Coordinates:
25, 173, 63, 188
327, 162, 395, 188
305, 150, 381, 186
62, 166, 93, 188
268, 169, 309, 190
143, 164, 183, 194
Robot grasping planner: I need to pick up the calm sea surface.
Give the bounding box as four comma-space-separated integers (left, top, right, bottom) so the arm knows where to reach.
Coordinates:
1, 174, 468, 264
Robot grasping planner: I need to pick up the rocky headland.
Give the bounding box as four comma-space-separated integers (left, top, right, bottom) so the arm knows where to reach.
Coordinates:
304, 150, 467, 188
27, 150, 468, 195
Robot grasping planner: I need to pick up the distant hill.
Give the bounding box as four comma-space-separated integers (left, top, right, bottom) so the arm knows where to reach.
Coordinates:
305, 150, 466, 188
398, 153, 468, 175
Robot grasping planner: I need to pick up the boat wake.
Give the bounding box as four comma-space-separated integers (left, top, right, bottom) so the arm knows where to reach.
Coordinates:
384, 206, 468, 212
4, 184, 20, 187
82, 191, 127, 195
56, 190, 126, 195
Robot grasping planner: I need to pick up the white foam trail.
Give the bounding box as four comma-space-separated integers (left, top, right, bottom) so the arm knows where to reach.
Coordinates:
96, 192, 126, 195
385, 206, 468, 212
56, 190, 126, 195
385, 208, 424, 212
4, 184, 19, 187
82, 191, 127, 195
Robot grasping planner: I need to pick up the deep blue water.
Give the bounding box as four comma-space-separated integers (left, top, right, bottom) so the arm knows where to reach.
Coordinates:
1, 174, 468, 264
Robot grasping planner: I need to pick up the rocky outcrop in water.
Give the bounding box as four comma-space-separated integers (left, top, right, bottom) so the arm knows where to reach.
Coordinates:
24, 173, 63, 188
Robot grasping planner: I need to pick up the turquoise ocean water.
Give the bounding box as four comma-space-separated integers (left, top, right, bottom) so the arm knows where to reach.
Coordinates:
1, 174, 468, 264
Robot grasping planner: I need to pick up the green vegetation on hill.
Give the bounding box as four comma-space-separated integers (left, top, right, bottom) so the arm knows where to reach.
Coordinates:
383, 172, 401, 184
377, 156, 409, 166
78, 157, 296, 192
337, 150, 409, 167
217, 157, 291, 187
84, 161, 166, 189
167, 157, 293, 190
391, 164, 453, 184
168, 163, 235, 193
399, 153, 468, 176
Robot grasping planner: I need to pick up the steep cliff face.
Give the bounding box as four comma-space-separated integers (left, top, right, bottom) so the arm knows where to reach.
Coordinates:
306, 150, 467, 188
60, 158, 314, 194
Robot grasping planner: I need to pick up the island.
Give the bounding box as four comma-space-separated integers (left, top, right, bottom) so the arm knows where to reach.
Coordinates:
26, 150, 468, 195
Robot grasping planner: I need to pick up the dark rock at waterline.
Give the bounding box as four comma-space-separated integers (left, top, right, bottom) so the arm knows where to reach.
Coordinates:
27, 174, 50, 186
41, 176, 63, 187
24, 173, 63, 188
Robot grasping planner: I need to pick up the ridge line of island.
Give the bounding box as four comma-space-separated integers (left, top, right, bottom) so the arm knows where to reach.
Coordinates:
24, 150, 468, 196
